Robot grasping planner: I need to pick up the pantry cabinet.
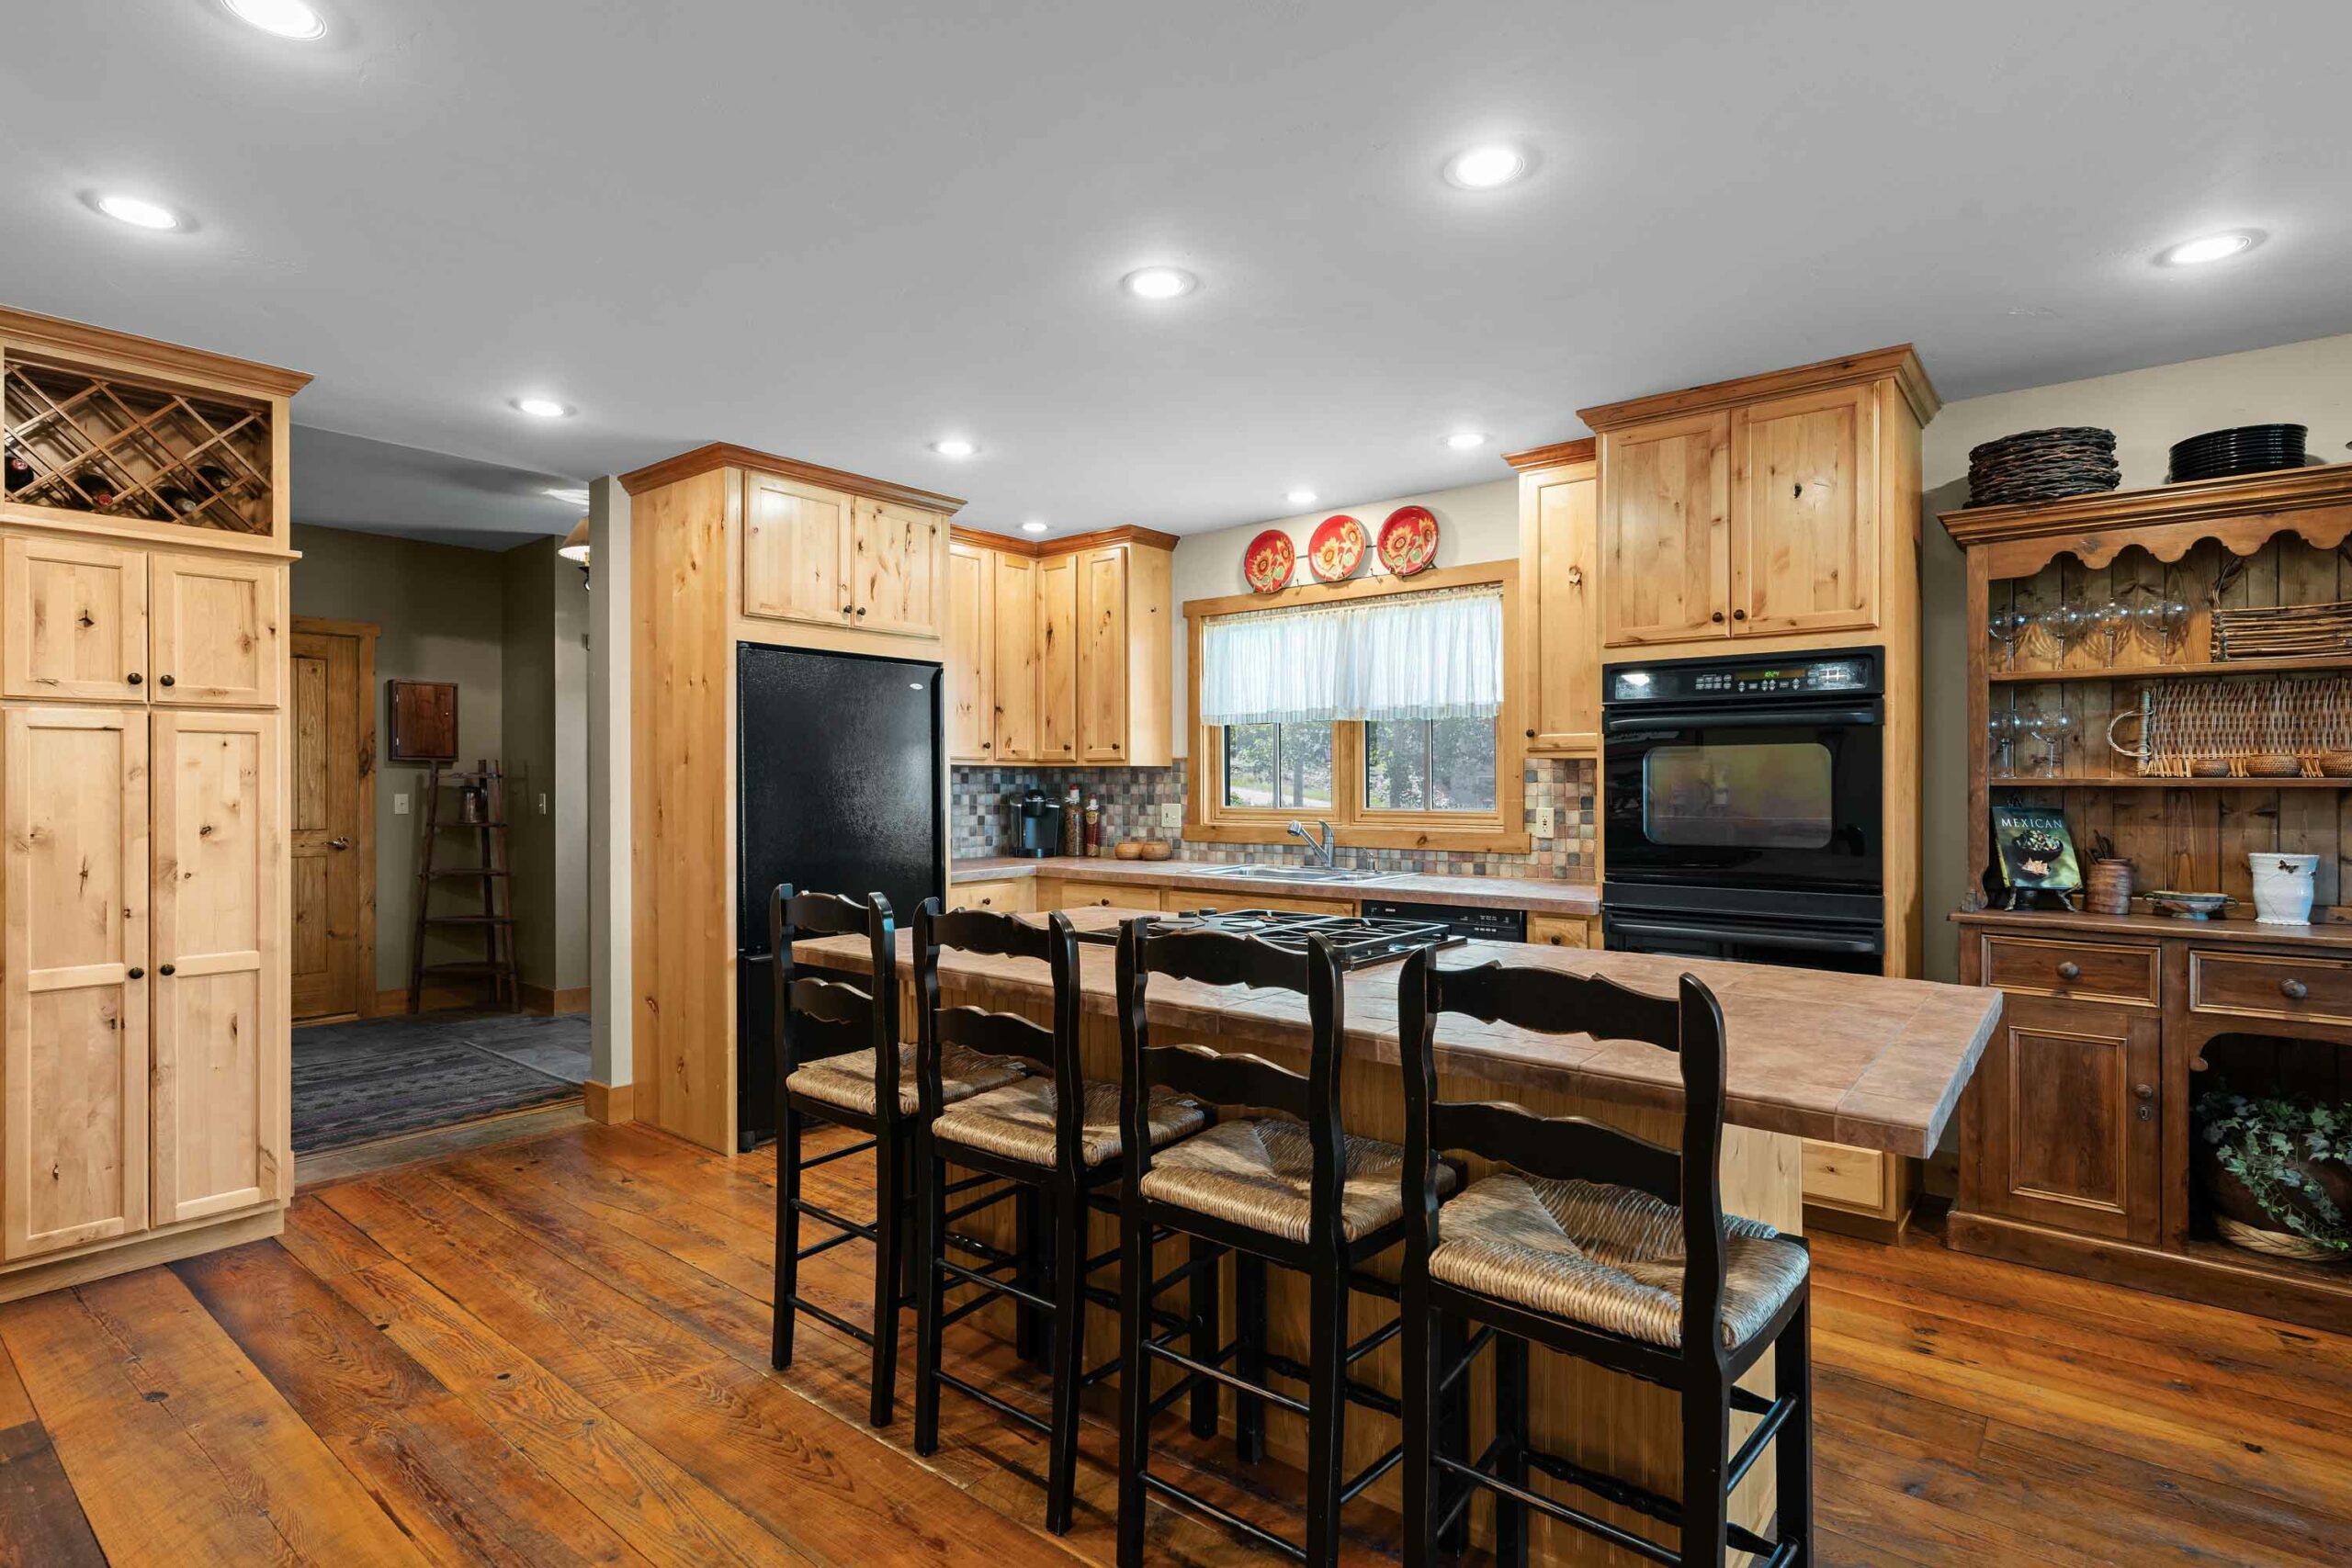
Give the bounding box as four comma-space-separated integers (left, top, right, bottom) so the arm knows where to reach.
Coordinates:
1504, 441, 1600, 755
2, 534, 148, 702
151, 551, 281, 706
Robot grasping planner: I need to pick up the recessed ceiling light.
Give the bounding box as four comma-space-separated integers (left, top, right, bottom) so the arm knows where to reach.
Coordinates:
543, 486, 590, 506
2157, 231, 2261, 266
1123, 266, 1198, 300
223, 0, 326, 39
1020, 520, 1050, 535
1285, 489, 1317, 507
1444, 144, 1528, 190
1444, 432, 1488, 450
95, 194, 179, 231
511, 396, 573, 418
932, 438, 978, 458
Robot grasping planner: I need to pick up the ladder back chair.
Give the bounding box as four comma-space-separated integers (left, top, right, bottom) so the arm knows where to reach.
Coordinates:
1396, 952, 1812, 1568
770, 886, 1028, 1427
909, 901, 1210, 1534
1115, 917, 1458, 1567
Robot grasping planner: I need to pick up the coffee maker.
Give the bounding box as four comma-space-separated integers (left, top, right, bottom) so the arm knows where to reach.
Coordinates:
1008, 787, 1062, 858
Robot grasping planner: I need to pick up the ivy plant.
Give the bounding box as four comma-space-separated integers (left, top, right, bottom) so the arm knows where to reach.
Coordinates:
2197, 1089, 2352, 1258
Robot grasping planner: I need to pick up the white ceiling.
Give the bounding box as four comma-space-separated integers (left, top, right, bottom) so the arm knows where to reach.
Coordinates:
5, 1, 2349, 543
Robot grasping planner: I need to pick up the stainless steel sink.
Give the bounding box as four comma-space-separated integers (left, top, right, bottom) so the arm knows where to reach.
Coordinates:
1200, 864, 1396, 886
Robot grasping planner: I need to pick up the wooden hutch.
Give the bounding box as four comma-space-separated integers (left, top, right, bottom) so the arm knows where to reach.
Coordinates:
1947, 463, 2352, 1330
0, 304, 304, 1300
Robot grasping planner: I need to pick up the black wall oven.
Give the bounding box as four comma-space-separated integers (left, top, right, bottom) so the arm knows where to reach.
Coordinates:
1601, 647, 1885, 973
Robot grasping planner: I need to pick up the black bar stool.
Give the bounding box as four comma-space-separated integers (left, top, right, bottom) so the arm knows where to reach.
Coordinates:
1114, 918, 1457, 1567
769, 886, 1028, 1427
1396, 952, 1813, 1568
908, 901, 1212, 1533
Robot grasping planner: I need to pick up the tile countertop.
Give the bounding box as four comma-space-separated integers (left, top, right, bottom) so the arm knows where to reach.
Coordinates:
949, 855, 1601, 917
803, 907, 1997, 1157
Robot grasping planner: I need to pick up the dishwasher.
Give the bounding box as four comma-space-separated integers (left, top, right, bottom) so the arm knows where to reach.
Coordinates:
1362, 899, 1527, 943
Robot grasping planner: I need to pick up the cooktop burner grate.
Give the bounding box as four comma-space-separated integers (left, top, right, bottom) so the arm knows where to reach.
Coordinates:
1071, 908, 1464, 970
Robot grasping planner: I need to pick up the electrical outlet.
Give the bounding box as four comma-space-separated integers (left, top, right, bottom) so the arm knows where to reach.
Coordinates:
393, 793, 410, 817
1533, 806, 1555, 840
1159, 802, 1182, 830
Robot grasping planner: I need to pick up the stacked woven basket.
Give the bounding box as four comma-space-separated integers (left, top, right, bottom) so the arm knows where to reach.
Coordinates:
1965, 426, 2120, 507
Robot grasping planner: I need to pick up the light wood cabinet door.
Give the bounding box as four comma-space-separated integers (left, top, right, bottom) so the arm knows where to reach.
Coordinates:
150, 551, 281, 706
1526, 913, 1593, 949
2, 535, 150, 702
1035, 553, 1079, 762
946, 878, 1034, 914
944, 541, 994, 761
151, 709, 284, 1225
1600, 412, 1730, 647
2, 705, 150, 1259
742, 471, 852, 626
848, 500, 944, 637
1077, 547, 1128, 763
1730, 384, 1878, 637
1966, 990, 2161, 1245
1520, 465, 1600, 753
992, 553, 1038, 761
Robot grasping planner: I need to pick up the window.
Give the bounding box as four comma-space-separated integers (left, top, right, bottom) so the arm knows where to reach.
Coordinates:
1187, 565, 1525, 851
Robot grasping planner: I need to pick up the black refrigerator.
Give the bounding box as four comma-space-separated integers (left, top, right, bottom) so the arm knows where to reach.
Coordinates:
736, 643, 944, 1148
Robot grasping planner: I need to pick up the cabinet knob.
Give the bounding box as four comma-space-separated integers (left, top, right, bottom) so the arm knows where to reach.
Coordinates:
128, 672, 143, 685
2055, 960, 2080, 981
1546, 934, 1564, 945
330, 836, 352, 850
1732, 608, 1747, 622
842, 604, 854, 615
159, 963, 175, 976
159, 674, 175, 687
2134, 1082, 2154, 1100
854, 607, 866, 617
1710, 611, 1724, 624
2134, 1082, 2155, 1122
978, 897, 992, 907
1525, 728, 1536, 739
2281, 976, 2310, 1000
128, 966, 145, 980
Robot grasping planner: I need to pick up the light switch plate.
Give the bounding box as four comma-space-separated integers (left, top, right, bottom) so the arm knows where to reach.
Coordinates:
539, 793, 549, 816
394, 793, 410, 817
1533, 806, 1555, 839
1159, 802, 1182, 829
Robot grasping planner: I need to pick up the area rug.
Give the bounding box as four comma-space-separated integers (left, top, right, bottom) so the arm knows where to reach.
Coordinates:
292, 1015, 585, 1153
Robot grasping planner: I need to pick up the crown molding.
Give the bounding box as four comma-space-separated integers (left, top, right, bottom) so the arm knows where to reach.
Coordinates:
1500, 436, 1597, 472
1577, 344, 1938, 432
618, 442, 965, 512
0, 303, 311, 399
951, 523, 1180, 558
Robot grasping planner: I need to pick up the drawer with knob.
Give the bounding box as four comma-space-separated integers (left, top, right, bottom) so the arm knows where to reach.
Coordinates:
2190, 950, 2352, 1028
945, 878, 1034, 916
1978, 936, 2159, 1007
1526, 913, 1595, 950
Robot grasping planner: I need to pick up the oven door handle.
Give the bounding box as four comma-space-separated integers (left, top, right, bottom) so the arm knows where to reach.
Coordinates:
1603, 704, 1879, 735
1606, 917, 1883, 955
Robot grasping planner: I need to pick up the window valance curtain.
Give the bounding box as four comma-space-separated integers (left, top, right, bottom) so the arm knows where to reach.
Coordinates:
1199, 585, 1503, 725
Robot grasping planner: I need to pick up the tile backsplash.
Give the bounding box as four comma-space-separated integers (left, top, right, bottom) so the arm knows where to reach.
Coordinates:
950, 759, 1595, 881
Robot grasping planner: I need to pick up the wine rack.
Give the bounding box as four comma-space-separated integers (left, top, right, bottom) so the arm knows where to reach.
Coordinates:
2, 353, 274, 536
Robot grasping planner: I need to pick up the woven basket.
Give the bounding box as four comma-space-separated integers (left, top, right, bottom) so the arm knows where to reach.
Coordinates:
2212, 599, 2352, 660
2109, 675, 2352, 777
2214, 1213, 2344, 1263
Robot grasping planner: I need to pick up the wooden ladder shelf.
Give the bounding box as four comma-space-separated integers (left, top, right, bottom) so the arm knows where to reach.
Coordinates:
407, 759, 520, 1012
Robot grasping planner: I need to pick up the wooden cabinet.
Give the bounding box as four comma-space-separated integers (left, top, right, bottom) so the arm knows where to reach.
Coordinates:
1730, 385, 1878, 637
1035, 552, 1079, 762
946, 878, 1033, 914
741, 470, 854, 627
944, 541, 993, 761
1, 705, 150, 1260
1505, 446, 1600, 755
849, 499, 943, 637
2, 535, 149, 702
992, 553, 1037, 760
1597, 412, 1730, 647
1964, 988, 2162, 1245
1078, 547, 1131, 763
1525, 912, 1594, 949
151, 551, 280, 706
2188, 949, 2352, 1028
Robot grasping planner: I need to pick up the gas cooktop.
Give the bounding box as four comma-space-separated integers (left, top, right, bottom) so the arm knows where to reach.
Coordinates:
1071, 908, 1463, 970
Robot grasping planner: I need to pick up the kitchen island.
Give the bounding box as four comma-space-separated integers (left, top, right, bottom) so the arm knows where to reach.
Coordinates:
797, 907, 1998, 1565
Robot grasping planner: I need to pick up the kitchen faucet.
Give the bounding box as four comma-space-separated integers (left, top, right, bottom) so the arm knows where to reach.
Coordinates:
1287, 818, 1336, 867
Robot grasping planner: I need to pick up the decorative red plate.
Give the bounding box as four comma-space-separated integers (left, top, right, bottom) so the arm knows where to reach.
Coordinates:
1377, 505, 1440, 576
1242, 528, 1295, 593
1307, 515, 1365, 582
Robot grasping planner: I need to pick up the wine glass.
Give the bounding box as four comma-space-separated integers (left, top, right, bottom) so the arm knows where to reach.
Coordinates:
2030, 711, 2077, 776
2132, 595, 2191, 660
1987, 711, 2023, 777
1987, 607, 2030, 671
2037, 601, 2088, 663
2094, 599, 2134, 666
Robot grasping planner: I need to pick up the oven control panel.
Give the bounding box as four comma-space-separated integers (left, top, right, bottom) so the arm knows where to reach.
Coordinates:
1605, 647, 1883, 704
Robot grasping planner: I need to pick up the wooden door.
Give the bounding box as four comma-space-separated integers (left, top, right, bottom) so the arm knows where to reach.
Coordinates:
151, 709, 284, 1224
150, 551, 281, 706
848, 500, 944, 637
1521, 463, 1600, 753
1077, 546, 1128, 763
1, 705, 149, 1259
1730, 384, 1878, 636
1, 535, 150, 702
290, 622, 373, 1023
741, 471, 851, 626
1035, 553, 1079, 762
1599, 412, 1730, 647
1966, 991, 2162, 1244
992, 552, 1038, 761
944, 540, 994, 761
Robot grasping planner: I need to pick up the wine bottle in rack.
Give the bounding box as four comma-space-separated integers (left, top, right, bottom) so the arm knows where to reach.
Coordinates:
154, 482, 202, 517
72, 466, 120, 511
3, 444, 33, 493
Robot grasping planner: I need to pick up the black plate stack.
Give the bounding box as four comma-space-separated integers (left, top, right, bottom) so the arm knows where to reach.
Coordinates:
2167, 423, 2306, 483
1964, 426, 2120, 507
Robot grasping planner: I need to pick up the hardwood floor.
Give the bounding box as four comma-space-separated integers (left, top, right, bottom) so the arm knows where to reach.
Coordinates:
3, 1120, 2349, 1567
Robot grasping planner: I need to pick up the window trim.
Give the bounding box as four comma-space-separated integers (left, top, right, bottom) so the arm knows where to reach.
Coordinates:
1184, 560, 1528, 852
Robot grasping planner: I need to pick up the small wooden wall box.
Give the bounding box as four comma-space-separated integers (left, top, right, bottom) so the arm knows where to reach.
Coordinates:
388, 680, 458, 761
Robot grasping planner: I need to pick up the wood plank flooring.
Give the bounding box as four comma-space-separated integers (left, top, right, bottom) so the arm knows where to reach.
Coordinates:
3, 1120, 2350, 1567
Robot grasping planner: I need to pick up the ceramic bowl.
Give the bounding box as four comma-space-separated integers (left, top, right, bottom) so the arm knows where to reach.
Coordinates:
1138, 840, 1173, 861
2148, 889, 2234, 920
1113, 841, 1143, 861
